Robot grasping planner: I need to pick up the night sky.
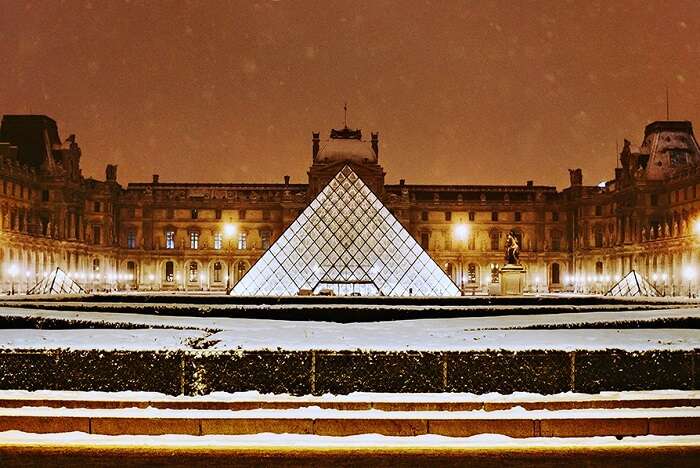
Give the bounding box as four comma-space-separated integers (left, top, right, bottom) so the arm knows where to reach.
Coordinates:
1, 0, 699, 188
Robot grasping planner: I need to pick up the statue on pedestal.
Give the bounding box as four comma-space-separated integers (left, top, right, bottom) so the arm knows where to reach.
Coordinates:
504, 230, 520, 265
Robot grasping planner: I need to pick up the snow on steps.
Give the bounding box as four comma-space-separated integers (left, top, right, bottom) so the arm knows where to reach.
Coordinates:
0, 390, 698, 438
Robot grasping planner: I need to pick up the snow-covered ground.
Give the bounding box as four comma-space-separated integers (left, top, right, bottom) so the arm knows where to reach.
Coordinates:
0, 323, 696, 352
0, 431, 698, 447
2, 305, 698, 331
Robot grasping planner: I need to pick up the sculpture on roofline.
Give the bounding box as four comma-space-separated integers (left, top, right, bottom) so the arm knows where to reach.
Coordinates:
504, 230, 520, 265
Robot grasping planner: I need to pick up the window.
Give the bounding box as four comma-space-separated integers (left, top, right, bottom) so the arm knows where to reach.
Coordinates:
166, 209, 174, 219
92, 226, 101, 245
595, 205, 602, 216
490, 231, 499, 251
191, 209, 198, 219
595, 261, 604, 276
239, 209, 246, 220
594, 229, 604, 248
467, 263, 477, 283
420, 232, 430, 249
444, 211, 451, 221
444, 263, 453, 279
190, 232, 199, 249
165, 261, 174, 282
127, 230, 136, 249
213, 262, 222, 282
514, 211, 521, 222
215, 209, 222, 220
261, 229, 271, 250
188, 262, 198, 282
262, 210, 271, 221
165, 231, 175, 249
41, 190, 49, 202
468, 211, 475, 221
491, 211, 498, 222
92, 258, 100, 273
93, 201, 101, 212
126, 261, 136, 282
551, 231, 561, 251
214, 232, 223, 250
552, 211, 559, 222
551, 263, 560, 284
650, 194, 658, 206
421, 211, 428, 221
238, 232, 247, 249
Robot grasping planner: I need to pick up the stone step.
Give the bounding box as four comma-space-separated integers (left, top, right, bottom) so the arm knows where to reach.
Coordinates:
0, 406, 698, 438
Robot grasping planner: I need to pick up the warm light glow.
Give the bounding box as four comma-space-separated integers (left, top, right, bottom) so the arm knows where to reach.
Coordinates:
453, 223, 469, 241
694, 219, 700, 236
7, 264, 18, 278
223, 223, 237, 238
683, 265, 696, 281
148, 274, 155, 281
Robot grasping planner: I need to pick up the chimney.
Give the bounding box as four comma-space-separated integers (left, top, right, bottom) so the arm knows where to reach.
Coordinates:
152, 174, 159, 184
371, 132, 379, 156
526, 180, 533, 188
284, 175, 290, 185
399, 179, 405, 186
312, 132, 320, 160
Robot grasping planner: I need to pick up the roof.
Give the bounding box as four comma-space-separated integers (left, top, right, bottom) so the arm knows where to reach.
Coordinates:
316, 138, 377, 164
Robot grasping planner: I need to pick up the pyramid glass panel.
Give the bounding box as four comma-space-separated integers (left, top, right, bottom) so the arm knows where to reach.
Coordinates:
605, 270, 660, 297
231, 165, 460, 296
27, 268, 84, 295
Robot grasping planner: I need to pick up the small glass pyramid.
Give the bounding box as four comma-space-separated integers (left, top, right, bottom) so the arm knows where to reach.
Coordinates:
27, 268, 84, 295
605, 270, 660, 297
232, 165, 460, 296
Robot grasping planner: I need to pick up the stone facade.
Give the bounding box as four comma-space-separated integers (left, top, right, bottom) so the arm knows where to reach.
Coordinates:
1, 114, 699, 295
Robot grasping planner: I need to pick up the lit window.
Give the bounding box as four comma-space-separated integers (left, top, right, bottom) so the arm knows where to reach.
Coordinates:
238, 232, 247, 250
191, 209, 198, 219
127, 230, 136, 249
214, 232, 223, 250
468, 211, 475, 221
165, 231, 175, 249
190, 232, 199, 249
213, 262, 222, 282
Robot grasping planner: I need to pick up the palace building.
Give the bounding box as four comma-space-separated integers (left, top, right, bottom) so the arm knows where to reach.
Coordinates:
1, 114, 699, 295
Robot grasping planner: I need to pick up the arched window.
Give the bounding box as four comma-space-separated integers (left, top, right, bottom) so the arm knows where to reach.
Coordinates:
92, 258, 100, 272
165, 261, 174, 282
444, 263, 454, 279
188, 262, 199, 282
595, 261, 604, 276
551, 263, 560, 284
213, 262, 222, 282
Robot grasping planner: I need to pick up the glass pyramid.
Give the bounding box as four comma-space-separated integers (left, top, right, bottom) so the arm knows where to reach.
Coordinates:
231, 165, 460, 296
605, 270, 660, 297
27, 267, 84, 295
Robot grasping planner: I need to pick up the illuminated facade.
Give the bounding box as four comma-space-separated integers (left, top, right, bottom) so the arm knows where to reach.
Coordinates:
1, 114, 699, 295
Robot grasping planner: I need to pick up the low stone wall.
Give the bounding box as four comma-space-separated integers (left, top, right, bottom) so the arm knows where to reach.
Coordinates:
0, 348, 696, 396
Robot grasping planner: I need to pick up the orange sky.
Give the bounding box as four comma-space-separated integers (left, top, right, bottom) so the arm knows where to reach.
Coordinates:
1, 0, 699, 188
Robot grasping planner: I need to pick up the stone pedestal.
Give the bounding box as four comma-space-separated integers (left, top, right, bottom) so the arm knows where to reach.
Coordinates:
500, 264, 526, 295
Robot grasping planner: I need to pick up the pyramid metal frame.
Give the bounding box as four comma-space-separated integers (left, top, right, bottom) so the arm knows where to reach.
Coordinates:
231, 165, 460, 296
605, 270, 660, 297
27, 267, 84, 295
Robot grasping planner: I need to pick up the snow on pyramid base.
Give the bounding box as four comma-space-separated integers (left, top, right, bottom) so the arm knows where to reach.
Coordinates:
232, 165, 460, 297
605, 270, 660, 297
27, 267, 84, 295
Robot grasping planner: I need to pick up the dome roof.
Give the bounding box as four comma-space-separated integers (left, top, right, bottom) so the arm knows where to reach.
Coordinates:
316, 138, 377, 164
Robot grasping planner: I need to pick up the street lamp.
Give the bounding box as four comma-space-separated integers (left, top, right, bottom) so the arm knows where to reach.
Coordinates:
452, 222, 469, 295
7, 264, 18, 295
683, 265, 696, 298
223, 222, 237, 292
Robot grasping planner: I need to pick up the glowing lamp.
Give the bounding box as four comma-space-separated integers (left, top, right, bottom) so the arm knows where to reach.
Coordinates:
453, 223, 469, 241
